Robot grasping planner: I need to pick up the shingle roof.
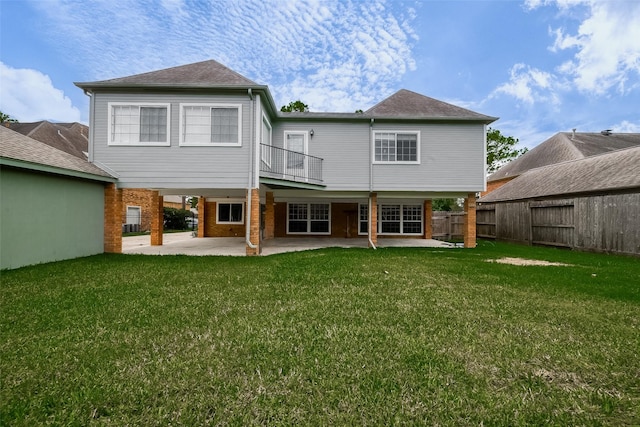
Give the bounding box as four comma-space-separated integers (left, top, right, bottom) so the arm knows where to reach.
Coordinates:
75, 59, 258, 89
479, 146, 640, 203
0, 126, 112, 179
489, 132, 640, 181
7, 121, 88, 159
365, 89, 497, 122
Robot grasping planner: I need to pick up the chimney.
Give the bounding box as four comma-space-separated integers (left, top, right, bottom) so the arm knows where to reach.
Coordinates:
571, 128, 576, 140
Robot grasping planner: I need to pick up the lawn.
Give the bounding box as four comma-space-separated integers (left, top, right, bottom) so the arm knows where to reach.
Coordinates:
1, 241, 638, 425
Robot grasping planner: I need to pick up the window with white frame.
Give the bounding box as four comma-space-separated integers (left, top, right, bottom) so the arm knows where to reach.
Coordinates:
261, 115, 272, 166
126, 206, 141, 225
287, 203, 330, 234
217, 202, 244, 224
108, 103, 169, 145
373, 131, 419, 163
358, 203, 423, 235
180, 104, 242, 146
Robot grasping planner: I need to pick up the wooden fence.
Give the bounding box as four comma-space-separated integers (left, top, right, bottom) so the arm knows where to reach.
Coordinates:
477, 192, 640, 256
432, 211, 465, 241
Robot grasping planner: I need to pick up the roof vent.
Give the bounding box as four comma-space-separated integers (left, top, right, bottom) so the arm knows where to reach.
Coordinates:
601, 129, 612, 136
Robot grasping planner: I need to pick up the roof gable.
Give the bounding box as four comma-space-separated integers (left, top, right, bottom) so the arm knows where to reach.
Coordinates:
365, 89, 496, 122
480, 146, 640, 202
75, 59, 258, 88
7, 121, 88, 160
489, 132, 640, 181
0, 126, 112, 179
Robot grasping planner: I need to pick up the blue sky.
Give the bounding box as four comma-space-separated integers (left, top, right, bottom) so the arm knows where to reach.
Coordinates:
1, 0, 639, 149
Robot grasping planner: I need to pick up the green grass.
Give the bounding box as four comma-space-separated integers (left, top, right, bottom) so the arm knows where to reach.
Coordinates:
1, 241, 639, 425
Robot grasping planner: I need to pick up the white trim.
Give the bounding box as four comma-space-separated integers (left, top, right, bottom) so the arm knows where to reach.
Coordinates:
215, 199, 245, 224
261, 114, 272, 167
358, 202, 423, 236
125, 205, 142, 225
179, 103, 243, 147
372, 130, 421, 164
284, 130, 309, 180
286, 202, 331, 235
107, 102, 170, 146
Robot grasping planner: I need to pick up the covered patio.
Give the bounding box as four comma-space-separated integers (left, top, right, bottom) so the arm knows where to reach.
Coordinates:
123, 232, 459, 256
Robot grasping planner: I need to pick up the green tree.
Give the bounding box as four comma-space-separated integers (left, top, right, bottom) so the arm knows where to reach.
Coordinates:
0, 111, 18, 123
486, 127, 527, 174
280, 100, 309, 113
432, 198, 462, 212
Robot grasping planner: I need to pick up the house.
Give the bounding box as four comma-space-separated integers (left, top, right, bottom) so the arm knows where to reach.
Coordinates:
485, 130, 640, 194
75, 59, 497, 255
6, 121, 190, 233
0, 126, 115, 269
478, 132, 640, 255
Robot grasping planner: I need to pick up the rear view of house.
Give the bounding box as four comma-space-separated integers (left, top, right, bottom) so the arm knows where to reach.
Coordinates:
75, 60, 497, 255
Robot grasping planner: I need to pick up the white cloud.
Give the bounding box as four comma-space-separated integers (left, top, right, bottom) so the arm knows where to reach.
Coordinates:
0, 62, 81, 122
611, 120, 640, 133
490, 63, 561, 105
29, 0, 417, 112
534, 0, 640, 94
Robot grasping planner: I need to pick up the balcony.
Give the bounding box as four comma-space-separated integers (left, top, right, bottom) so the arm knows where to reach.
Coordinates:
259, 144, 323, 186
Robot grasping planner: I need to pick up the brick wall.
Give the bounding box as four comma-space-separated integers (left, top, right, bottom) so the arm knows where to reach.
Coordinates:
104, 183, 122, 253
121, 188, 154, 232
204, 201, 246, 237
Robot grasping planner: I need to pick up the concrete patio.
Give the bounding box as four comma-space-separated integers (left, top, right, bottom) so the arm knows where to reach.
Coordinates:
123, 232, 458, 256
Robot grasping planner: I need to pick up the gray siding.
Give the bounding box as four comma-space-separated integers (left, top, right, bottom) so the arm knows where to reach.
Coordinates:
272, 121, 371, 190
272, 121, 486, 192
372, 123, 485, 191
92, 92, 253, 189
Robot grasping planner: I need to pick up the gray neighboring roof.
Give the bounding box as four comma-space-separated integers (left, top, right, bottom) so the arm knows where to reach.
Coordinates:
7, 121, 88, 159
75, 59, 259, 89
489, 132, 640, 181
365, 89, 497, 123
479, 146, 640, 203
0, 126, 113, 180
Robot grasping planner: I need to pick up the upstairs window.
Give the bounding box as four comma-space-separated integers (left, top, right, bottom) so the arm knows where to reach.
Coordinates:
373, 131, 419, 163
180, 104, 242, 146
109, 103, 169, 146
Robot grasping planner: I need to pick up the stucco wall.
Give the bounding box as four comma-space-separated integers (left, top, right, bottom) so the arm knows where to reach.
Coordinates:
1, 167, 105, 270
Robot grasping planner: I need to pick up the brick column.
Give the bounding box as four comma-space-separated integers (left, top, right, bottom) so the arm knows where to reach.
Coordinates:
369, 193, 377, 247
246, 188, 260, 256
104, 183, 122, 253
464, 193, 477, 248
424, 199, 433, 239
264, 191, 275, 240
197, 196, 206, 238
150, 192, 164, 246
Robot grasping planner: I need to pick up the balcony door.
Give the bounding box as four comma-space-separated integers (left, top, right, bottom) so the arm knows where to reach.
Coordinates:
285, 131, 308, 180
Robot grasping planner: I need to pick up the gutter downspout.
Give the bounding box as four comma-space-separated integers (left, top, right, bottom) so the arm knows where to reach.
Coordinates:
368, 118, 376, 249
245, 88, 257, 250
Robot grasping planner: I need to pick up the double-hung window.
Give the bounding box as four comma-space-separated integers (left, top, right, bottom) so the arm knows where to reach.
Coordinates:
180, 103, 242, 146
287, 203, 330, 234
261, 115, 272, 166
108, 103, 170, 146
373, 131, 420, 163
217, 202, 244, 224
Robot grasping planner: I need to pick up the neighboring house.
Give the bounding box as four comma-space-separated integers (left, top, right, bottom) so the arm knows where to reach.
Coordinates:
478, 137, 640, 255
7, 121, 187, 233
0, 126, 115, 270
485, 130, 640, 194
75, 59, 497, 255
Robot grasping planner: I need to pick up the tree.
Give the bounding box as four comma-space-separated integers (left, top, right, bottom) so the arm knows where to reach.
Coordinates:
0, 111, 18, 123
280, 100, 309, 113
432, 198, 462, 212
486, 127, 527, 174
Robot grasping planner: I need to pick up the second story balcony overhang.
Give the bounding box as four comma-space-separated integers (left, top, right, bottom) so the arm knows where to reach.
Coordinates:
259, 144, 324, 189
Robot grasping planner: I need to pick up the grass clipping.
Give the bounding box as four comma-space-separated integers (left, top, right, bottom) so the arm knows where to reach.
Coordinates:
487, 257, 571, 266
